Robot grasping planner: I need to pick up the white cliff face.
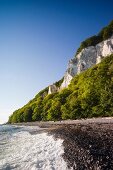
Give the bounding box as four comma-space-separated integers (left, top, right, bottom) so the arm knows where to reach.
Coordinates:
48, 84, 58, 94
60, 36, 113, 89
96, 37, 113, 63
60, 72, 73, 90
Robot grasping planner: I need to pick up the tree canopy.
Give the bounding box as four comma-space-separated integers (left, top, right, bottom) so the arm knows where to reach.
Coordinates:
8, 20, 113, 123
76, 20, 113, 55
8, 54, 113, 123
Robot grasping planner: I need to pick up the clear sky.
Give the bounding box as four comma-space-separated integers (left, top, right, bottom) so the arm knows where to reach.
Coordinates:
0, 0, 113, 123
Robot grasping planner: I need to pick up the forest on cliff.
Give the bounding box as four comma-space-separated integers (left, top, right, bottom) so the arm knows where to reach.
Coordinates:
8, 20, 113, 123
9, 54, 113, 123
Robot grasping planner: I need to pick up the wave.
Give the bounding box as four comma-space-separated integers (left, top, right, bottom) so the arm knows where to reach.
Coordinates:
0, 126, 69, 170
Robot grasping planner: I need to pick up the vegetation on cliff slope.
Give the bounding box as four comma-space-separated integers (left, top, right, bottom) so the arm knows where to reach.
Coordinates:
8, 54, 113, 123
76, 20, 113, 55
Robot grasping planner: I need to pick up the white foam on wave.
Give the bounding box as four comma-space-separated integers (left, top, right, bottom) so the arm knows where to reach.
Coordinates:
0, 130, 69, 170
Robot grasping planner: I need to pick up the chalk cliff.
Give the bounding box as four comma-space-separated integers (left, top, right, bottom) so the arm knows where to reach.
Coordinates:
48, 84, 58, 94
9, 20, 113, 123
60, 36, 113, 89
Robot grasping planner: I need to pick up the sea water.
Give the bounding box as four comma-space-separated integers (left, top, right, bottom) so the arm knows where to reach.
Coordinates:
0, 125, 69, 170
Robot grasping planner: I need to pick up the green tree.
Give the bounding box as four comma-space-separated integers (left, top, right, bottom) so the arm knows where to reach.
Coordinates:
32, 107, 42, 121
102, 27, 112, 40
47, 100, 62, 121
16, 111, 24, 122
61, 103, 71, 119
23, 107, 33, 122
11, 113, 18, 123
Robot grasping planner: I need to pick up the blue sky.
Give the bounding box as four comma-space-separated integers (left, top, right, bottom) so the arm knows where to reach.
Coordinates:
0, 0, 113, 123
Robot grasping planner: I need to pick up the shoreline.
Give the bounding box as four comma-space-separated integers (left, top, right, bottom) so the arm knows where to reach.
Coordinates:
49, 123, 113, 169
11, 117, 113, 169
11, 117, 113, 127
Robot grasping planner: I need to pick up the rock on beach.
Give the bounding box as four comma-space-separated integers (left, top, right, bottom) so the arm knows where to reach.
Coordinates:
49, 122, 113, 170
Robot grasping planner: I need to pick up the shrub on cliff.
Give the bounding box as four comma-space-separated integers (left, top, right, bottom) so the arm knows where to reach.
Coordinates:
76, 20, 113, 55
8, 54, 113, 123
23, 107, 33, 122
66, 54, 113, 119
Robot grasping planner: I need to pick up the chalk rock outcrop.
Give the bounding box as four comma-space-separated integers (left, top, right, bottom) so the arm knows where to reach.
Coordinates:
48, 84, 58, 94
60, 36, 113, 89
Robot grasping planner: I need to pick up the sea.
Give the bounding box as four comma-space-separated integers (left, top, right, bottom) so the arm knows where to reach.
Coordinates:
0, 125, 69, 170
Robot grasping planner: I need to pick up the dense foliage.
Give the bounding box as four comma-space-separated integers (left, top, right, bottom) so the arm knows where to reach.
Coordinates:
76, 20, 113, 55
8, 54, 113, 123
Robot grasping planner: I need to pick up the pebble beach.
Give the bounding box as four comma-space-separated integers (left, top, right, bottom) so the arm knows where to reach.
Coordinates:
13, 117, 113, 170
